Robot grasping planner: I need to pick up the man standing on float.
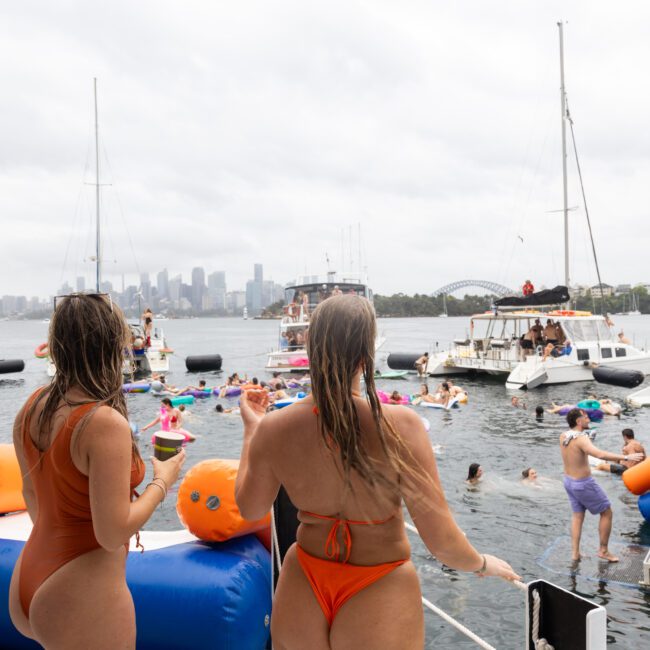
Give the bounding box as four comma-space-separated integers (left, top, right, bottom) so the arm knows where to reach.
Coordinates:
560, 408, 643, 562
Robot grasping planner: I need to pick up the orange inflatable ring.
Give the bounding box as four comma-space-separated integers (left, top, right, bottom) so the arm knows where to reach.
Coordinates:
159, 347, 174, 354
34, 342, 49, 359
622, 457, 650, 495
0, 444, 27, 514
177, 459, 270, 542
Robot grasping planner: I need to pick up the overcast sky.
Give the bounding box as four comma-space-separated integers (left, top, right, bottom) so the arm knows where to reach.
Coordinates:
1, 1, 649, 298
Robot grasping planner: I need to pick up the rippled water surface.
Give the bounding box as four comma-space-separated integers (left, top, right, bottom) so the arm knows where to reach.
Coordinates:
2, 315, 650, 649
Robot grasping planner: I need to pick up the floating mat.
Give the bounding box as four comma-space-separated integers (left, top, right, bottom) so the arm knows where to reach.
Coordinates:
539, 535, 650, 588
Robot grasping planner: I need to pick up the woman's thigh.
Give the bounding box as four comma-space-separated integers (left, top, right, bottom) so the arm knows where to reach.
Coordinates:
272, 544, 331, 650
330, 560, 424, 650
8, 552, 34, 640
29, 550, 136, 650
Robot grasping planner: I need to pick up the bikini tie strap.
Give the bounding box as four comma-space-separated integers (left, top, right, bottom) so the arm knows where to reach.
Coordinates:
324, 519, 353, 564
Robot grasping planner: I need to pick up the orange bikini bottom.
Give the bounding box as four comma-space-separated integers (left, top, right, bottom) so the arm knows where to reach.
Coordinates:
295, 544, 407, 626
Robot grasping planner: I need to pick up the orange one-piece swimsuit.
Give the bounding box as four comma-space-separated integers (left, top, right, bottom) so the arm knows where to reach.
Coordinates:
18, 388, 145, 619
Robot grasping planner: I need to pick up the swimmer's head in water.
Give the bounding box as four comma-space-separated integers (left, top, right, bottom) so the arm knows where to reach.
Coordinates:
522, 467, 537, 480
199, 380, 206, 388
215, 404, 224, 413
43, 293, 139, 458
535, 405, 544, 417
307, 294, 419, 492
511, 396, 519, 406
467, 463, 482, 480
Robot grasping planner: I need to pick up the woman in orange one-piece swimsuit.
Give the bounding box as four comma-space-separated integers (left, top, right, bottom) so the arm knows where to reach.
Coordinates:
9, 293, 185, 650
235, 294, 520, 649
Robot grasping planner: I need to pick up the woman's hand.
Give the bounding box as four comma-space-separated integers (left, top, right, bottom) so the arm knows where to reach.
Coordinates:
151, 448, 186, 488
478, 554, 521, 582
239, 390, 269, 431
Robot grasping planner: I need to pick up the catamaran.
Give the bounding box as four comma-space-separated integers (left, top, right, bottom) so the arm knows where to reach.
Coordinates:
425, 24, 650, 388
266, 271, 385, 372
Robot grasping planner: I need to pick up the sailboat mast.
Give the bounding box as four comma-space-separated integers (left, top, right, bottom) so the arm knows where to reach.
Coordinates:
558, 22, 569, 290
94, 77, 101, 293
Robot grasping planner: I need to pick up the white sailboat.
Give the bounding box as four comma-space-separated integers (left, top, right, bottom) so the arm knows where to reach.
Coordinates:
45, 79, 170, 377
426, 24, 650, 388
439, 294, 448, 318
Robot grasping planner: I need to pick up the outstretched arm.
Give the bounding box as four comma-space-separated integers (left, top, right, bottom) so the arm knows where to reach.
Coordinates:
398, 408, 520, 580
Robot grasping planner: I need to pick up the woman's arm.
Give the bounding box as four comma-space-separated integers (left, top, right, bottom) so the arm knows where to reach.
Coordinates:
141, 415, 161, 432
12, 403, 38, 522
397, 408, 519, 579
83, 407, 185, 551
235, 391, 280, 521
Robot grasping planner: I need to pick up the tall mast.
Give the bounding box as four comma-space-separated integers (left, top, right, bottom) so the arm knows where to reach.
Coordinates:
558, 22, 569, 289
94, 77, 101, 293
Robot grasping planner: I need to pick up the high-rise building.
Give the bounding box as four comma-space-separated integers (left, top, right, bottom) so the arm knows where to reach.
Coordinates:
76, 276, 85, 292
100, 280, 113, 294
254, 263, 263, 283
191, 267, 205, 311
169, 275, 182, 306
140, 272, 152, 306
57, 281, 73, 296
207, 271, 227, 311
157, 268, 169, 300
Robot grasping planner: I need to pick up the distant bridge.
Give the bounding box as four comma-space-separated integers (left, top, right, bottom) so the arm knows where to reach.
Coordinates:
432, 280, 515, 298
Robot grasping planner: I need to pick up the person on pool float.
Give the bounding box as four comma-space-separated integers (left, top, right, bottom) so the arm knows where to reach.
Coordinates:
446, 379, 467, 400
596, 429, 646, 475
560, 408, 644, 563
413, 384, 436, 405
466, 463, 483, 485
9, 294, 185, 649
234, 294, 519, 648
142, 399, 196, 442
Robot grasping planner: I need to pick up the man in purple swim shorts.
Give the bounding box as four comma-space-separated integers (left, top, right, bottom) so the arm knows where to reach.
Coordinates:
559, 409, 644, 562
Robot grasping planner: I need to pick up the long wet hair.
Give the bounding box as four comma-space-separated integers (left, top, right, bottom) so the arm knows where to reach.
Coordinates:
307, 294, 418, 492
467, 463, 481, 480
35, 293, 140, 460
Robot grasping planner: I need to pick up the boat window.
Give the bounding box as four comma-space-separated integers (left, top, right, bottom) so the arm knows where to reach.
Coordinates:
615, 347, 627, 357
561, 321, 576, 341
580, 321, 598, 341
577, 348, 590, 361
601, 348, 612, 359
285, 288, 296, 304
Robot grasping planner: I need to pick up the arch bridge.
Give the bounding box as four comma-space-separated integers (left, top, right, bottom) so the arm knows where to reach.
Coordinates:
432, 280, 515, 297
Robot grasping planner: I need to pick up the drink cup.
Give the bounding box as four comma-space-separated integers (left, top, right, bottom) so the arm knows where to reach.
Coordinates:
153, 431, 186, 461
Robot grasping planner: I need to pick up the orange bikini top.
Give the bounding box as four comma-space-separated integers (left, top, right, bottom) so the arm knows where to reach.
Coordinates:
301, 510, 396, 563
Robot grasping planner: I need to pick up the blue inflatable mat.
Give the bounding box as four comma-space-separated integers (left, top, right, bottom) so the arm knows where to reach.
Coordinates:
0, 525, 271, 650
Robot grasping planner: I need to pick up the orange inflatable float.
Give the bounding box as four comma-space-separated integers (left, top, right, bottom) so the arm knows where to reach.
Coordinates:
0, 444, 26, 514
622, 457, 650, 495
177, 459, 270, 542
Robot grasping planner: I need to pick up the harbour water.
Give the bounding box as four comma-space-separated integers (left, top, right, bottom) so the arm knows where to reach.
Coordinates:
2, 315, 650, 649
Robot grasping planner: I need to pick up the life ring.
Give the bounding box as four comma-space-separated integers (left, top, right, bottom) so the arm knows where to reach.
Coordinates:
34, 342, 49, 359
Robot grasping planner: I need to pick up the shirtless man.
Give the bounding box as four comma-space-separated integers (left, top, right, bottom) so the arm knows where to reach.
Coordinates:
560, 408, 643, 562
414, 352, 429, 377
268, 371, 287, 391
596, 429, 646, 475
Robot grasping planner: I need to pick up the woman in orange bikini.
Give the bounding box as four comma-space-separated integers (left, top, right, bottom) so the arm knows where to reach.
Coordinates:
235, 294, 519, 649
9, 294, 185, 649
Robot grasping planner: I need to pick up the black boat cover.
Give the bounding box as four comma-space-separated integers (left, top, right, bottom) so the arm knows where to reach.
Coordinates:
494, 285, 570, 308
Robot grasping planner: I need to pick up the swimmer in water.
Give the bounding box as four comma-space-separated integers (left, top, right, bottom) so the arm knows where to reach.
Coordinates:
534, 405, 544, 420
466, 463, 482, 485
511, 396, 527, 409
521, 468, 538, 484
216, 404, 238, 414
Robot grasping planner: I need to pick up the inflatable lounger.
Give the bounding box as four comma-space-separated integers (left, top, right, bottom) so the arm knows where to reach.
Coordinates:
0, 512, 271, 650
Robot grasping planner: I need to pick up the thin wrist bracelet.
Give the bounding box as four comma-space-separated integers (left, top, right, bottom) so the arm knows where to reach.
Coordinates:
146, 481, 166, 501
474, 554, 487, 574
152, 476, 169, 491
